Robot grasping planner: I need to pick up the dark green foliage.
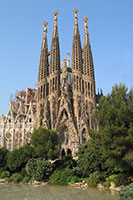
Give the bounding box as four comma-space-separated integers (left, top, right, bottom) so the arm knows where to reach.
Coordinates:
102, 174, 126, 187
0, 171, 10, 179
49, 168, 74, 185
31, 127, 60, 160
20, 168, 28, 178
87, 172, 101, 187
119, 183, 133, 200
7, 145, 34, 172
11, 173, 23, 183
78, 84, 133, 182
26, 158, 53, 181
0, 147, 9, 168
22, 176, 31, 183
54, 155, 76, 170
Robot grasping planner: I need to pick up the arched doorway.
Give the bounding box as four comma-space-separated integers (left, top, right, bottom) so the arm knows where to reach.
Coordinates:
67, 148, 72, 155
61, 149, 66, 158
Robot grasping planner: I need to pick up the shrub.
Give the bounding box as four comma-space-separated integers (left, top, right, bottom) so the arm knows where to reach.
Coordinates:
11, 173, 23, 183
102, 174, 126, 187
70, 176, 80, 184
0, 171, 10, 178
87, 173, 101, 187
26, 158, 53, 181
72, 167, 84, 178
22, 176, 31, 183
119, 183, 133, 200
20, 168, 27, 178
49, 169, 74, 185
7, 177, 12, 183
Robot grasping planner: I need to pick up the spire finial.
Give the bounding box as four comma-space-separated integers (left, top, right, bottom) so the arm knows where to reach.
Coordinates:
43, 21, 48, 33
73, 8, 78, 24
83, 16, 88, 22
73, 8, 78, 13
83, 16, 88, 34
53, 10, 58, 29
53, 10, 58, 22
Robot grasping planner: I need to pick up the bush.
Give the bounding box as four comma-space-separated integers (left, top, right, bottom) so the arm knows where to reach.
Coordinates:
119, 183, 133, 200
72, 167, 84, 178
26, 158, 53, 181
11, 173, 23, 183
20, 168, 27, 178
31, 127, 60, 160
70, 176, 80, 184
87, 173, 101, 187
0, 171, 10, 178
7, 177, 12, 183
22, 176, 31, 183
7, 145, 34, 172
102, 174, 126, 187
54, 155, 76, 170
49, 169, 74, 185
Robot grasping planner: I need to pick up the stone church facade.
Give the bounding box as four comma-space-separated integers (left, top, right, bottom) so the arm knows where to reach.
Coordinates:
36, 9, 98, 156
0, 88, 37, 151
0, 9, 98, 155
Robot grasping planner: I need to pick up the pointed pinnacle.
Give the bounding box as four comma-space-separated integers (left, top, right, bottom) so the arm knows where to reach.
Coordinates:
43, 21, 48, 26
83, 16, 88, 22
53, 10, 58, 16
73, 8, 78, 13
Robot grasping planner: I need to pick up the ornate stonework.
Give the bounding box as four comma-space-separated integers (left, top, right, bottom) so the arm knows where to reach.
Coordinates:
0, 10, 98, 155
0, 88, 37, 151
36, 10, 98, 156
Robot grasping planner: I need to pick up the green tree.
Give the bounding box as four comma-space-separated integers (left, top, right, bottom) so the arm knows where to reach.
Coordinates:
31, 127, 60, 160
78, 84, 133, 180
26, 158, 53, 181
0, 147, 9, 169
7, 145, 34, 172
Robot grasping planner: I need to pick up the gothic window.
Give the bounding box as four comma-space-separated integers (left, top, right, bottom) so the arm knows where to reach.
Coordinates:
85, 81, 87, 96
53, 78, 54, 92
41, 86, 43, 99
82, 80, 84, 94
91, 83, 93, 97
79, 77, 81, 92
77, 76, 78, 90
46, 83, 49, 96
55, 77, 57, 90
43, 84, 45, 98
88, 82, 90, 97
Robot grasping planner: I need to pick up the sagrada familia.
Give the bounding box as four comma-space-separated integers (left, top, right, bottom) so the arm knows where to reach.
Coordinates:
0, 9, 100, 156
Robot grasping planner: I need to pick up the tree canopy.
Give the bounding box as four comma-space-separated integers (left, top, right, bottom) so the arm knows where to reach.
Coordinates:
30, 127, 60, 160
78, 84, 133, 179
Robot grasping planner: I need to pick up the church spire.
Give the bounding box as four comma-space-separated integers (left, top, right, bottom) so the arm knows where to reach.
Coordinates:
72, 8, 82, 73
38, 21, 49, 82
83, 17, 95, 79
50, 10, 60, 74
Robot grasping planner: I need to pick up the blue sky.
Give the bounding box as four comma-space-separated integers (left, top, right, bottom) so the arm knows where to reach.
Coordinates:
0, 0, 133, 115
